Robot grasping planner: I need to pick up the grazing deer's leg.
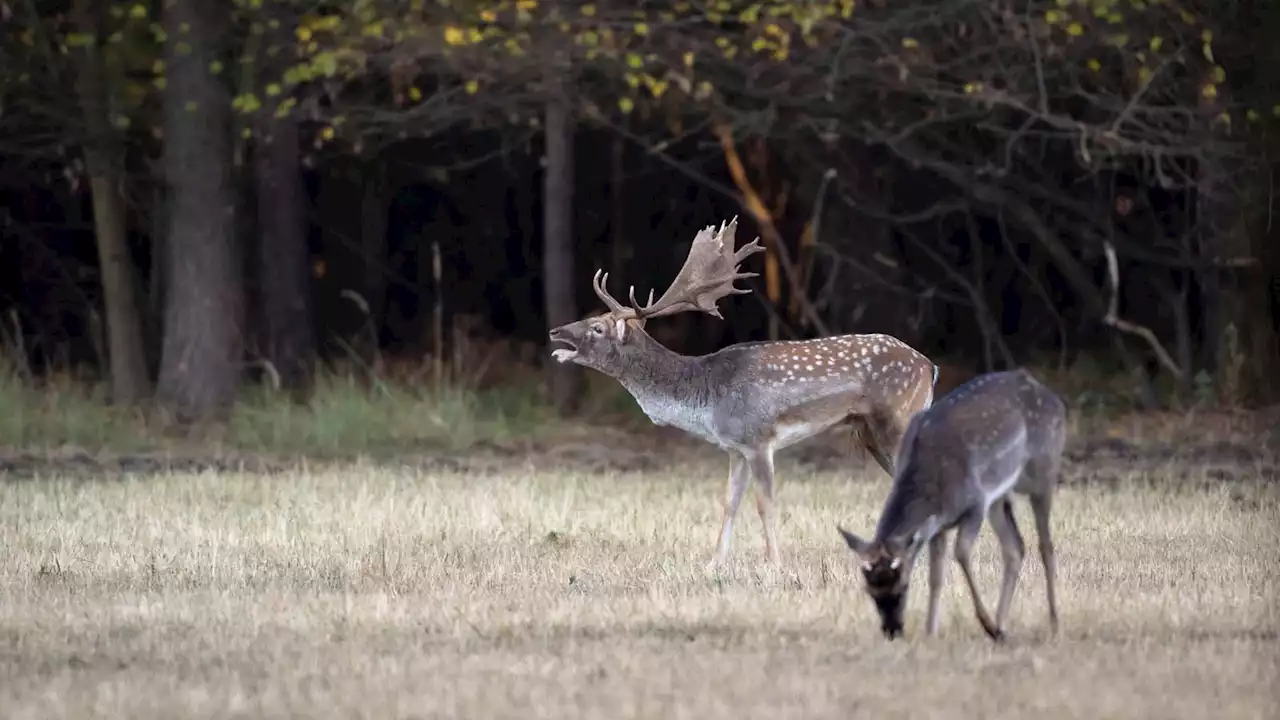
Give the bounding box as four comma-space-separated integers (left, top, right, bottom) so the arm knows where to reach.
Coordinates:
925, 531, 949, 637
987, 496, 1026, 634
747, 450, 781, 564
709, 452, 751, 568
953, 509, 1003, 641
1029, 491, 1059, 634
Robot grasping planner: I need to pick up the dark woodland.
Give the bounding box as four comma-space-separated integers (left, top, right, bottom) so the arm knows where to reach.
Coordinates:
1, 0, 1278, 426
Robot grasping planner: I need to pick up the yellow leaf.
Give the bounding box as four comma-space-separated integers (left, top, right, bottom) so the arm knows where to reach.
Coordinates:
481, 10, 497, 23
409, 87, 422, 102
1212, 66, 1226, 83
634, 23, 649, 36
1137, 67, 1152, 85
1087, 58, 1101, 72
901, 37, 918, 49
1201, 84, 1217, 100
1149, 35, 1163, 51
185, 101, 198, 113
128, 3, 147, 19
683, 52, 695, 68
321, 126, 336, 140
113, 115, 131, 130
266, 83, 282, 97
1067, 22, 1083, 37
209, 60, 223, 75
580, 5, 596, 17
241, 127, 253, 139
444, 26, 466, 46
1202, 42, 1214, 63
1246, 109, 1260, 122
296, 27, 312, 42
1200, 29, 1213, 42
618, 97, 634, 114
465, 79, 480, 94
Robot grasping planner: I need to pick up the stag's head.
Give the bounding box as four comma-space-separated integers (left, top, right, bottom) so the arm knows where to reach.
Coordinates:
838, 519, 937, 640
548, 218, 764, 378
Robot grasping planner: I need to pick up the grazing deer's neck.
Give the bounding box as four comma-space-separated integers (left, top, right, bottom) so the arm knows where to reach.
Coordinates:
875, 469, 941, 544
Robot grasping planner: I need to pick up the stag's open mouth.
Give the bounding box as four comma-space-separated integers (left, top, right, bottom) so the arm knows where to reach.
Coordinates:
548, 330, 579, 363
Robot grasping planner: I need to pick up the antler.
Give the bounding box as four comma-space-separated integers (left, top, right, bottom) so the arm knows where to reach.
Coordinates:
593, 217, 764, 322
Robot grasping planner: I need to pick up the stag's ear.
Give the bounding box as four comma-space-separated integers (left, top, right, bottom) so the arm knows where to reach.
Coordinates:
838, 525, 871, 556
614, 318, 628, 341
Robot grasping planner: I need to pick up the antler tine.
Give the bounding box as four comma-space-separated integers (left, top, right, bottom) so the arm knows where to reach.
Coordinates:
626, 285, 655, 312
631, 217, 762, 321
592, 269, 633, 316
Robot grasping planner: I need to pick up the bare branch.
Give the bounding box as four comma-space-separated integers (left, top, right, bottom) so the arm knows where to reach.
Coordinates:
1102, 240, 1185, 382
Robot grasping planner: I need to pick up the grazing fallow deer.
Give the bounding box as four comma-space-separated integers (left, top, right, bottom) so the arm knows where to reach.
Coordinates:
548, 218, 938, 568
838, 368, 1066, 641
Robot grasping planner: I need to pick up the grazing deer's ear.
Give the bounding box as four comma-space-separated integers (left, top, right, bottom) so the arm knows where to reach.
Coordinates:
614, 318, 627, 341
838, 525, 871, 556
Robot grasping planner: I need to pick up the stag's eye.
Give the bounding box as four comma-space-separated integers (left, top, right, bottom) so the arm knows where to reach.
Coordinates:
590, 324, 605, 336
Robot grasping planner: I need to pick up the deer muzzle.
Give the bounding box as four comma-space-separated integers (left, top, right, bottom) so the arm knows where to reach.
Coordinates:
548, 327, 579, 363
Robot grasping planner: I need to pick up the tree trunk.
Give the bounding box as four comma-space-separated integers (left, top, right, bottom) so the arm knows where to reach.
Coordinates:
360, 158, 390, 347
542, 65, 582, 413
254, 113, 314, 393
71, 0, 150, 404
156, 0, 242, 423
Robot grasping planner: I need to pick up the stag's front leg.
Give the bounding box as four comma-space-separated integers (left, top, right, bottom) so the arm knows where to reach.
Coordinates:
708, 452, 751, 570
748, 449, 781, 565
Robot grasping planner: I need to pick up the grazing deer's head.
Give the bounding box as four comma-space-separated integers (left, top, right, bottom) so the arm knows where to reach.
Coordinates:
548, 218, 764, 378
838, 518, 938, 639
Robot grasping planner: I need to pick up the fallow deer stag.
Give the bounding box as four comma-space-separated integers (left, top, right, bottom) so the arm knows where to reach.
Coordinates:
548, 217, 938, 568
838, 368, 1066, 641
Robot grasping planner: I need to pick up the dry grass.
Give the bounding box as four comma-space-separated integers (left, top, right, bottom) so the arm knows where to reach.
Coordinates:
1, 458, 1277, 719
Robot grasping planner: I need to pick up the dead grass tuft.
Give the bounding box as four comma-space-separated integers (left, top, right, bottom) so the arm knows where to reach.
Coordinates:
1, 460, 1277, 719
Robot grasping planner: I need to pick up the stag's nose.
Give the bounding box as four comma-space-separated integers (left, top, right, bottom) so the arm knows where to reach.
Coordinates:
548, 327, 564, 341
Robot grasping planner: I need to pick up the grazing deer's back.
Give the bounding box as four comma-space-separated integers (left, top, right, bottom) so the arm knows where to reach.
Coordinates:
904, 369, 1066, 467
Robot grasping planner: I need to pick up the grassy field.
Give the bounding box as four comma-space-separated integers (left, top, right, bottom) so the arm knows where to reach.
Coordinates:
1, 455, 1277, 719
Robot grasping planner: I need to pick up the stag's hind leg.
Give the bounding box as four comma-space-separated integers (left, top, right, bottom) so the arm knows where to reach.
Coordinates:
850, 415, 897, 478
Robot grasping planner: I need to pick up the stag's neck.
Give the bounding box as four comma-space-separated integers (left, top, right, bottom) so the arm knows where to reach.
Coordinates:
615, 333, 720, 437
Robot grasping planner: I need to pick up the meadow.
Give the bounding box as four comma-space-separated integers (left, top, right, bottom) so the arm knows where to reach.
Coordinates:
2, 441, 1277, 719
